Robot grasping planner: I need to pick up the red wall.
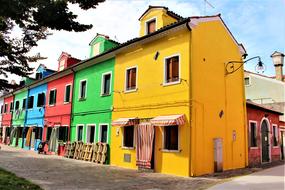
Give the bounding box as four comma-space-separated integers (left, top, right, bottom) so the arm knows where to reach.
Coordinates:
43, 73, 73, 141
2, 95, 14, 127
247, 106, 281, 166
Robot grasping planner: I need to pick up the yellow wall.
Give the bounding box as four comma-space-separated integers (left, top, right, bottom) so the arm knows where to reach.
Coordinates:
139, 8, 178, 37
111, 9, 247, 177
111, 28, 191, 177
190, 20, 247, 176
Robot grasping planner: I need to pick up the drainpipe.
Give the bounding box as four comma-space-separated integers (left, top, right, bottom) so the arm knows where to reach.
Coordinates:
22, 87, 29, 148
69, 68, 76, 142
186, 20, 194, 176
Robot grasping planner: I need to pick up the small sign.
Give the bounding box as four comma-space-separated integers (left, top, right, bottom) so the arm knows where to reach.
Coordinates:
116, 127, 120, 136
232, 130, 236, 141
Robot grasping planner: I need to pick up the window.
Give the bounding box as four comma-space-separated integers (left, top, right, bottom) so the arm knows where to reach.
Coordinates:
249, 122, 257, 147
0, 105, 3, 114
10, 101, 14, 112
19, 80, 25, 86
22, 98, 26, 109
77, 125, 83, 141
123, 126, 134, 148
101, 73, 111, 95
58, 126, 68, 142
273, 125, 278, 146
164, 125, 178, 150
79, 80, 87, 100
99, 124, 108, 143
49, 89, 57, 105
34, 127, 42, 140
4, 103, 8, 113
125, 67, 137, 91
165, 55, 180, 84
46, 127, 52, 141
37, 93, 45, 107
86, 125, 96, 143
146, 19, 156, 34
59, 60, 65, 71
244, 77, 251, 86
64, 85, 71, 103
15, 101, 20, 110
35, 72, 43, 80
18, 127, 23, 138
28, 96, 34, 109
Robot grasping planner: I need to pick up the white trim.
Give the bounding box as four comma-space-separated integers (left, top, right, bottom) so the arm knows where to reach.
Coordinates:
64, 84, 72, 103
48, 88, 57, 106
100, 71, 112, 96
145, 16, 157, 35
86, 124, 96, 143
98, 123, 109, 143
272, 124, 279, 148
248, 120, 258, 149
260, 117, 272, 163
78, 79, 88, 100
163, 53, 181, 86
124, 66, 138, 93
76, 124, 84, 141
245, 71, 285, 85
121, 125, 135, 149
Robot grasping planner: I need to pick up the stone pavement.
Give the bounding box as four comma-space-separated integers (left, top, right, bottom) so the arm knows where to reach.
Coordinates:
208, 164, 285, 190
0, 145, 220, 190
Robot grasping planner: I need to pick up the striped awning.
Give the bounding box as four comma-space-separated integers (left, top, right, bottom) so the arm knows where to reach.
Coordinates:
150, 114, 185, 126
112, 117, 138, 127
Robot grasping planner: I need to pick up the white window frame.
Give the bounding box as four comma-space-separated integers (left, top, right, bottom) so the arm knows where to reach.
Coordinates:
64, 84, 72, 104
272, 124, 279, 148
101, 71, 112, 96
249, 120, 258, 149
161, 125, 180, 152
244, 76, 251, 86
48, 88, 57, 106
27, 96, 34, 110
86, 124, 96, 143
4, 103, 8, 113
37, 91, 46, 108
145, 17, 157, 35
10, 101, 14, 113
76, 124, 84, 142
122, 125, 136, 149
99, 123, 109, 143
15, 100, 20, 111
124, 66, 138, 93
79, 79, 87, 100
163, 53, 181, 86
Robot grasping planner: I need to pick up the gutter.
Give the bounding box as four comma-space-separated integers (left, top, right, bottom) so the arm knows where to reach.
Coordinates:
69, 68, 75, 142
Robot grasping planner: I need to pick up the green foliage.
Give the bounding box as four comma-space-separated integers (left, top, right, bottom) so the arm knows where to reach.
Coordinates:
0, 0, 105, 90
0, 168, 42, 190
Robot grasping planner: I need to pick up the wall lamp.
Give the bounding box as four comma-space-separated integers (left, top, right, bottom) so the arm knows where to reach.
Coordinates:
225, 56, 265, 75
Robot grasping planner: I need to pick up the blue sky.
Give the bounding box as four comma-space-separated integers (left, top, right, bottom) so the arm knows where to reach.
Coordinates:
6, 0, 285, 81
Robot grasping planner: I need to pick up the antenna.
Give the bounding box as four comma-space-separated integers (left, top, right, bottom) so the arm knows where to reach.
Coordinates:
204, 0, 215, 15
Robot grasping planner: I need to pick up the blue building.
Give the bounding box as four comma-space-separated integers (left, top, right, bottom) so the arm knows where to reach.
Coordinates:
23, 65, 55, 151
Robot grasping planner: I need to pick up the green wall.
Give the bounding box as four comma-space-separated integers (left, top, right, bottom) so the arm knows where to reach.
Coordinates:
70, 57, 115, 145
12, 90, 27, 127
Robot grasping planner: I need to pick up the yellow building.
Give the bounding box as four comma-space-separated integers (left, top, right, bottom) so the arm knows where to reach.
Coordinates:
110, 6, 247, 176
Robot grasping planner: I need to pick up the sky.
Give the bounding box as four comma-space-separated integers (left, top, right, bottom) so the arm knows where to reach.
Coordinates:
6, 0, 285, 82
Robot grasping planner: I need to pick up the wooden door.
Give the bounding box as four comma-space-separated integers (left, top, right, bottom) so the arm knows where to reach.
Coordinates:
261, 121, 270, 162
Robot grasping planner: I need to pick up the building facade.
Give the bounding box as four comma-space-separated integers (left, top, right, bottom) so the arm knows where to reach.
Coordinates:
247, 101, 283, 166
111, 6, 247, 176
1, 94, 14, 144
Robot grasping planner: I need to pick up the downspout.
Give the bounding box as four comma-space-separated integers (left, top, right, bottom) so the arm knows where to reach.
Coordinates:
22, 87, 29, 148
69, 68, 76, 142
186, 20, 194, 176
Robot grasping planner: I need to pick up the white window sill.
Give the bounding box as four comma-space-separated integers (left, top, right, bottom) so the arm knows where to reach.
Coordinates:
49, 104, 55, 107
249, 147, 258, 149
162, 80, 181, 87
273, 146, 279, 149
160, 149, 181, 153
100, 93, 111, 97
63, 102, 70, 105
121, 146, 135, 150
124, 88, 138, 94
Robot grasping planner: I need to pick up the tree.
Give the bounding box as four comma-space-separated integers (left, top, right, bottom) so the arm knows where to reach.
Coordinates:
0, 0, 105, 90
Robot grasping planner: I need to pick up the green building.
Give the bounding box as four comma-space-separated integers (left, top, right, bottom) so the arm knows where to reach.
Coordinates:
70, 34, 118, 162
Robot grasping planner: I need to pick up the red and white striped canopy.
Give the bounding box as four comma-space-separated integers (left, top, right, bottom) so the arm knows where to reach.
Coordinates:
150, 114, 185, 126
112, 117, 138, 127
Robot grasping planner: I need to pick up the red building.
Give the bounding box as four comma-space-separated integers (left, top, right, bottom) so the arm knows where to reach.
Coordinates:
43, 52, 80, 154
247, 101, 283, 166
1, 95, 14, 144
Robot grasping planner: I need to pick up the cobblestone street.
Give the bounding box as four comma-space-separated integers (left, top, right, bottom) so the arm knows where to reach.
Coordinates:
0, 145, 220, 190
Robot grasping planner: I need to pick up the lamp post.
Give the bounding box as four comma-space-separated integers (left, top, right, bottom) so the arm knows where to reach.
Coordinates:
225, 56, 265, 75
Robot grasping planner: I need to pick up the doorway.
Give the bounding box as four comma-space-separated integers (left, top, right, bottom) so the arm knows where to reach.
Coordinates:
281, 131, 285, 160
261, 120, 270, 162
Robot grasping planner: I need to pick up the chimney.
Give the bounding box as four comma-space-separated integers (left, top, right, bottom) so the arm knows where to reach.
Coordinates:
271, 51, 284, 81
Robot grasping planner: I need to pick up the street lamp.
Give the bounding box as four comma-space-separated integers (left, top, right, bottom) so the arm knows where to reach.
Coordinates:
225, 56, 265, 75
